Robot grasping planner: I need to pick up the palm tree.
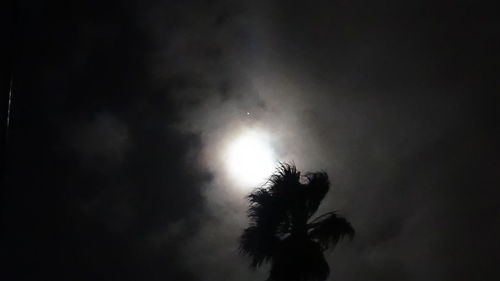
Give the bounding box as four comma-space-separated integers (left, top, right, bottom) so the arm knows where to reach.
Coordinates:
240, 163, 354, 281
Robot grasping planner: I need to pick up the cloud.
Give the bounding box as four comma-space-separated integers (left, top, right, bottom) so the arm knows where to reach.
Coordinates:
3, 1, 498, 281
70, 112, 130, 168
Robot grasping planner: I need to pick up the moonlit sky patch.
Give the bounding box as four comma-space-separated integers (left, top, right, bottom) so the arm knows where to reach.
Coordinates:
224, 128, 276, 189
2, 1, 498, 281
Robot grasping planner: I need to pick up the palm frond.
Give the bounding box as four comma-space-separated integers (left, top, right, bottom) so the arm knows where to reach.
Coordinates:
240, 226, 280, 268
303, 172, 330, 219
308, 212, 355, 251
266, 163, 301, 196
247, 187, 287, 232
246, 163, 303, 233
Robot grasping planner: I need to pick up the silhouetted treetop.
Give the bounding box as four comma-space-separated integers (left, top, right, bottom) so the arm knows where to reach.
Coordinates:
240, 163, 354, 281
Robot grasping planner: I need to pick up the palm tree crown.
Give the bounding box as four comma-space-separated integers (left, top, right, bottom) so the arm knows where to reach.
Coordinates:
240, 163, 354, 281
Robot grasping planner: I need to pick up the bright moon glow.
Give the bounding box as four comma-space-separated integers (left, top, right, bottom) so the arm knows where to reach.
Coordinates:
224, 129, 276, 188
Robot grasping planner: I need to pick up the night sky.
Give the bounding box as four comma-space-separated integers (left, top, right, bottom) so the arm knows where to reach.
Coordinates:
1, 1, 499, 281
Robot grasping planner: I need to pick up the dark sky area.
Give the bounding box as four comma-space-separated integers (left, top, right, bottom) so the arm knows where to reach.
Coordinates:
1, 1, 499, 281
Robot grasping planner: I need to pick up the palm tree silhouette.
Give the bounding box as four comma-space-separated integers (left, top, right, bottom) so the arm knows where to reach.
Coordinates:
240, 163, 354, 281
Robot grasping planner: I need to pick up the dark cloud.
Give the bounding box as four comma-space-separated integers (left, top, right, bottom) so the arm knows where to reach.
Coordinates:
1, 1, 499, 281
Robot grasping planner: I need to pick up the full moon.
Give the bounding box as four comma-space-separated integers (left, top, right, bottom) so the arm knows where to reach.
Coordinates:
224, 129, 277, 188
